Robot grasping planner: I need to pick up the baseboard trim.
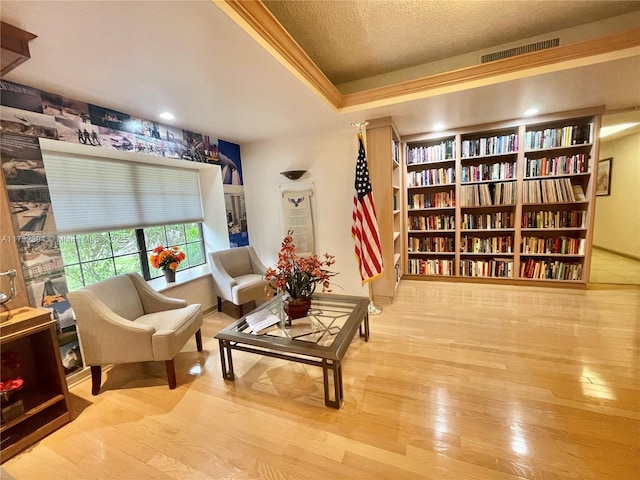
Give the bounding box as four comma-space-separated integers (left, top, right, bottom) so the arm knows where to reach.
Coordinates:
593, 245, 640, 262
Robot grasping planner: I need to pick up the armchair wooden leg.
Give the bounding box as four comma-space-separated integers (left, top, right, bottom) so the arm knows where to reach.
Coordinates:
239, 304, 243, 317
217, 296, 222, 312
195, 328, 203, 352
165, 359, 177, 389
90, 366, 102, 395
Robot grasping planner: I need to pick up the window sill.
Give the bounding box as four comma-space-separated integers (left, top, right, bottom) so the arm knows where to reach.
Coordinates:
147, 264, 211, 293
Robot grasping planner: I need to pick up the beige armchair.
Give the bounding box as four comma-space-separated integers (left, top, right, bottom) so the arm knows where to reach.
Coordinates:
67, 272, 203, 395
209, 246, 269, 316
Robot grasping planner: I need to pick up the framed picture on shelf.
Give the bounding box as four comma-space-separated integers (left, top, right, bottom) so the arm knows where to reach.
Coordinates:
596, 158, 612, 196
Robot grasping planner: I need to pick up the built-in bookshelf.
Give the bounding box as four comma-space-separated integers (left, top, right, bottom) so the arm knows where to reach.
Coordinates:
365, 117, 403, 301
399, 108, 602, 286
405, 134, 457, 277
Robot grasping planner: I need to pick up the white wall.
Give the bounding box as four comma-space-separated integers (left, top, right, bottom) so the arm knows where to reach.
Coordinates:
593, 132, 640, 259
241, 128, 369, 297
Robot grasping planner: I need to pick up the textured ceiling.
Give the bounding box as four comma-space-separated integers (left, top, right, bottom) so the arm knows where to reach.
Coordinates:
1, 1, 638, 144
264, 0, 640, 87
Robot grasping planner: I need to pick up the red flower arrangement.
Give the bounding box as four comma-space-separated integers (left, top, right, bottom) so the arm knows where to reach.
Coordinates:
265, 231, 337, 300
149, 245, 186, 271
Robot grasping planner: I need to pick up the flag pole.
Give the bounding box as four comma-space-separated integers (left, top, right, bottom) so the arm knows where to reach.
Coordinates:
368, 282, 382, 315
351, 121, 382, 316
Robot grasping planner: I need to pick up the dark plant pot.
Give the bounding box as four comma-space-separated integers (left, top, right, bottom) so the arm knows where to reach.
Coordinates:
163, 269, 176, 283
284, 297, 312, 320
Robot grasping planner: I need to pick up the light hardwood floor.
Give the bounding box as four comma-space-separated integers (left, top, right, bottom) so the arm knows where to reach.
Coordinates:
3, 280, 639, 479
590, 247, 640, 285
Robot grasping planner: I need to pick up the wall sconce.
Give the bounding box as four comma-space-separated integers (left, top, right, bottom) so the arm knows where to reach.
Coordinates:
280, 170, 306, 180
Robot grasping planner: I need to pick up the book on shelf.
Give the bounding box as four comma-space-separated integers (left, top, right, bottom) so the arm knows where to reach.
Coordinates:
410, 214, 455, 230
408, 258, 454, 276
408, 236, 454, 253
409, 190, 455, 209
525, 154, 589, 177
462, 211, 515, 229
460, 258, 513, 278
521, 210, 586, 229
461, 134, 518, 158
521, 236, 585, 255
520, 258, 583, 280
571, 185, 586, 201
461, 235, 513, 254
524, 124, 592, 150
407, 140, 455, 164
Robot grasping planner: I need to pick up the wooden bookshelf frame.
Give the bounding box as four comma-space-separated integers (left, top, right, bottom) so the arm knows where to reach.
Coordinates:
400, 107, 604, 287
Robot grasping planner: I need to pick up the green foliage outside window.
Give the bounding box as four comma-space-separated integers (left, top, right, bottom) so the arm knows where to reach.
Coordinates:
62, 223, 205, 290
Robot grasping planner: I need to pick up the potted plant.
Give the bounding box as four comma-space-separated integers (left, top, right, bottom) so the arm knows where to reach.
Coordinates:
149, 245, 186, 283
265, 231, 337, 319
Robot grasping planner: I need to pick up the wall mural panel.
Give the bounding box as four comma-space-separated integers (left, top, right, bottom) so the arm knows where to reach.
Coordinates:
0, 79, 247, 377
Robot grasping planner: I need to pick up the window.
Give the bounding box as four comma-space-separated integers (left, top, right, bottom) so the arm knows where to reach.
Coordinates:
60, 223, 205, 291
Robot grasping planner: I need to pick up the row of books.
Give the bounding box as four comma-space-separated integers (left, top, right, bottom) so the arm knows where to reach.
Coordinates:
525, 154, 589, 177
408, 236, 455, 253
461, 235, 513, 254
521, 236, 585, 255
460, 259, 514, 278
520, 259, 583, 280
524, 124, 591, 150
407, 167, 455, 187
408, 258, 454, 276
461, 134, 518, 158
392, 139, 401, 164
521, 210, 586, 229
409, 214, 455, 231
409, 190, 455, 209
522, 178, 581, 203
406, 140, 455, 164
460, 182, 517, 206
461, 162, 516, 183
462, 211, 515, 230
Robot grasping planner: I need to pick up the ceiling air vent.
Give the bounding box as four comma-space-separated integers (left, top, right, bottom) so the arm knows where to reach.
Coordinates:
481, 38, 560, 63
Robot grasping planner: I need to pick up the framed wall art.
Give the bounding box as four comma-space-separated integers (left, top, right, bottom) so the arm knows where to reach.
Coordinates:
596, 158, 612, 196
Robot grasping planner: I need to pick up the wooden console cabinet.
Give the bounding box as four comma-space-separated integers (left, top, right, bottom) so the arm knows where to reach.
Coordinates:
0, 307, 72, 462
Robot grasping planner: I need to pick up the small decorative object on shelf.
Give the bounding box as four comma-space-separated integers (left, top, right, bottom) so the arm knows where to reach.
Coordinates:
0, 269, 17, 318
265, 230, 337, 320
1, 350, 24, 422
149, 245, 186, 283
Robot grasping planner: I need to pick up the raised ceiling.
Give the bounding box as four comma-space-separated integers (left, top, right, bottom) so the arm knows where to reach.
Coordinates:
263, 0, 640, 91
1, 1, 639, 144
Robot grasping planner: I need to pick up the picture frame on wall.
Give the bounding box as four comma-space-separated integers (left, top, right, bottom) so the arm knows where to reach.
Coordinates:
596, 158, 613, 196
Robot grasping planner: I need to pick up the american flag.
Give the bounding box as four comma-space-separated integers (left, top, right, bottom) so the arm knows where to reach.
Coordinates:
351, 135, 383, 284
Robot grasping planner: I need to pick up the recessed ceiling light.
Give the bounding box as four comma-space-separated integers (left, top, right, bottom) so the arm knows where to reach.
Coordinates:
600, 122, 639, 138
159, 112, 174, 120
523, 108, 539, 116
433, 123, 445, 131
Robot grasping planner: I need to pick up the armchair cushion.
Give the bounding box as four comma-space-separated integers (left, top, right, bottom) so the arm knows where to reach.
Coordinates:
210, 246, 269, 309
137, 303, 202, 360
68, 272, 203, 366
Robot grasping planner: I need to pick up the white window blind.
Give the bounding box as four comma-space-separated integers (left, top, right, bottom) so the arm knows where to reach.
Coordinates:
42, 150, 204, 234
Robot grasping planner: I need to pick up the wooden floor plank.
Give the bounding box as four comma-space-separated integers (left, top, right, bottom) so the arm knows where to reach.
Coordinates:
3, 280, 638, 479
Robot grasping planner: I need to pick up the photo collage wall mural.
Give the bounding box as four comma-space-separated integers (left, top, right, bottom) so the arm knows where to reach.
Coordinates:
0, 79, 248, 376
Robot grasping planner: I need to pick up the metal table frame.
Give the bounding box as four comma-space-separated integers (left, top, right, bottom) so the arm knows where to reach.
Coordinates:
214, 293, 369, 408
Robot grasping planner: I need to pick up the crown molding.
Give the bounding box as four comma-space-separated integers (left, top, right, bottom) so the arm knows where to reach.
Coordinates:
216, 2, 640, 114
341, 28, 640, 112
217, 0, 342, 110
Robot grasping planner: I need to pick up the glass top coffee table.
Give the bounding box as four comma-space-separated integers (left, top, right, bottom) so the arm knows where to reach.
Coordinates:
214, 293, 369, 408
